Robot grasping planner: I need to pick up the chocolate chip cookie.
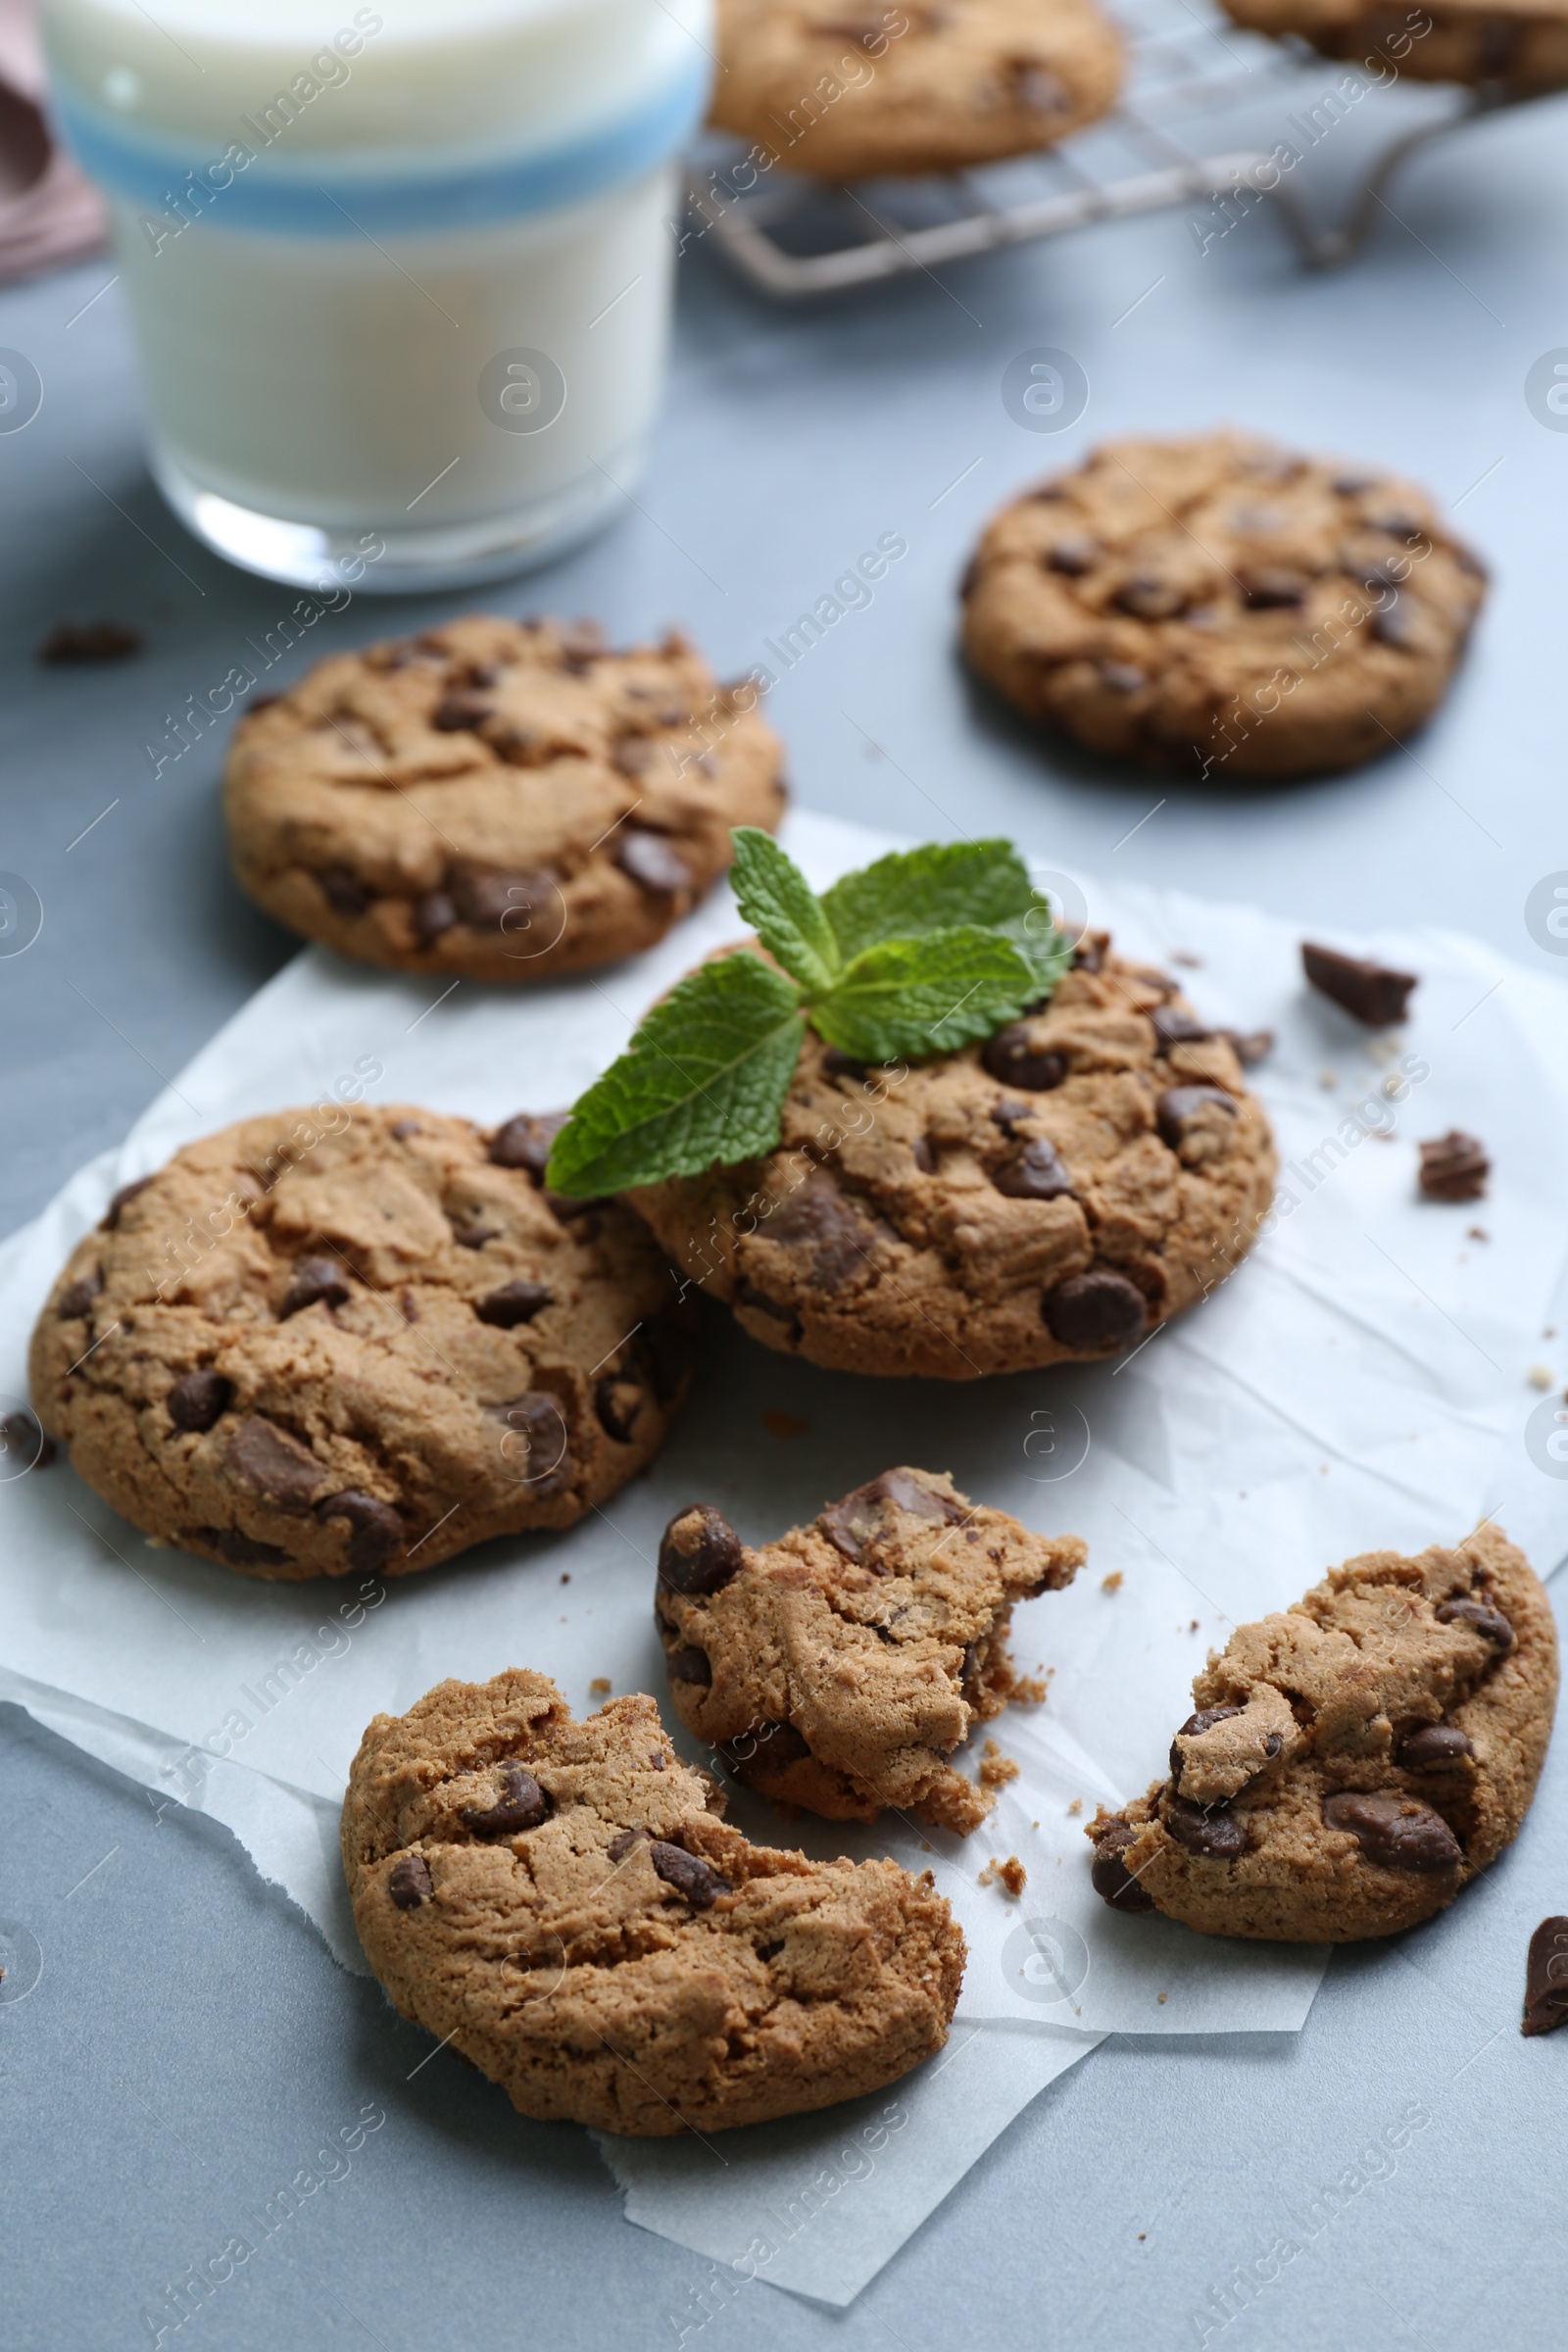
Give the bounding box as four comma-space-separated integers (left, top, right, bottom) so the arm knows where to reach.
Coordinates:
656, 1469, 1084, 1832
28, 1104, 695, 1581
223, 614, 785, 981
710, 0, 1123, 176
341, 1669, 965, 2132
1088, 1524, 1556, 1941
961, 433, 1487, 778
630, 935, 1276, 1378
1220, 0, 1568, 95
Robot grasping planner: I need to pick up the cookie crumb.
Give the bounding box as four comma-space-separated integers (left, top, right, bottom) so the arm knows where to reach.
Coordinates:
1170, 951, 1201, 967
979, 1740, 1019, 1789
761, 1408, 809, 1439
1066, 1798, 1082, 1816
1010, 1674, 1049, 1705
1318, 1068, 1338, 1090
145, 1535, 167, 1549
1529, 1365, 1555, 1391
1468, 1226, 1490, 1243
1101, 1570, 1123, 1593
1189, 1618, 1200, 1631
561, 1572, 570, 1584
1157, 1992, 1168, 2004
980, 1856, 1027, 1896
38, 619, 142, 663
589, 1677, 611, 1695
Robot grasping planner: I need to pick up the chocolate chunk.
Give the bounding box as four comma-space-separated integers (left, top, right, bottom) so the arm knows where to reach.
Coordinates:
910, 1135, 936, 1174
390, 1119, 421, 1141
317, 1489, 404, 1573
981, 1023, 1066, 1092
463, 1762, 551, 1838
193, 1525, 291, 1567
1090, 1818, 1155, 1913
1169, 1703, 1243, 1784
225, 1417, 325, 1512
1074, 933, 1106, 973
1418, 1132, 1489, 1202
1151, 1005, 1211, 1051
318, 864, 372, 916
1240, 567, 1308, 609
819, 1469, 961, 1561
1321, 1790, 1461, 1873
451, 1220, 499, 1250
1333, 471, 1381, 497
1043, 1269, 1148, 1352
0, 1409, 54, 1470
430, 691, 495, 732
1164, 1797, 1249, 1857
1369, 596, 1419, 651
167, 1368, 234, 1434
475, 1279, 553, 1328
557, 619, 608, 671
1522, 1916, 1568, 2036
1100, 661, 1147, 694
637, 1305, 696, 1405
659, 1503, 745, 1595
279, 1255, 351, 1318
448, 863, 554, 935
1155, 1084, 1239, 1152
1011, 60, 1066, 110
1115, 575, 1187, 620
414, 889, 457, 945
595, 1375, 644, 1444
1436, 1593, 1515, 1652
736, 1280, 801, 1339
615, 829, 692, 897
665, 1645, 712, 1687
764, 1174, 884, 1291
1220, 1027, 1273, 1066
38, 620, 141, 663
100, 1176, 154, 1231
1396, 1724, 1474, 1770
1044, 532, 1098, 575
1301, 941, 1417, 1026
491, 1393, 573, 1496
992, 1138, 1073, 1201
388, 1854, 432, 1908
487, 1109, 567, 1177
821, 1046, 870, 1081
57, 1269, 103, 1319
607, 1827, 648, 1862
650, 1840, 731, 1908
723, 1721, 810, 1779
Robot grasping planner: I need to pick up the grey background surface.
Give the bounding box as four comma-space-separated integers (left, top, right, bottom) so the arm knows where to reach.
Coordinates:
2, 55, 1567, 2352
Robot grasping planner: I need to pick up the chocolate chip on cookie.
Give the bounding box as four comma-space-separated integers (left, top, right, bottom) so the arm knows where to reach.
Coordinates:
28, 1104, 697, 1581
962, 433, 1485, 778
632, 938, 1275, 1378
342, 1671, 965, 2131
657, 1467, 1084, 1833
223, 615, 785, 982
1089, 1524, 1557, 1940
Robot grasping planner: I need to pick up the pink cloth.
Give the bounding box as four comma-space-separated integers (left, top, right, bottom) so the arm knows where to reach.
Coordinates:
0, 0, 106, 283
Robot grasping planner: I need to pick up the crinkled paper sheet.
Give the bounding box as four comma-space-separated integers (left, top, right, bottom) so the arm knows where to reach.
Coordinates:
3, 808, 1566, 2305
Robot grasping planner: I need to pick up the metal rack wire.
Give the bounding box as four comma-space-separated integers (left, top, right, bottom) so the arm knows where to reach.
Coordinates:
685, 0, 1544, 297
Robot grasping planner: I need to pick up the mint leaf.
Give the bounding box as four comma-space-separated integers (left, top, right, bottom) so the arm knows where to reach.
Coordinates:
999, 909, 1075, 996
545, 953, 807, 1197
729, 827, 841, 994
812, 926, 1038, 1062
821, 840, 1035, 962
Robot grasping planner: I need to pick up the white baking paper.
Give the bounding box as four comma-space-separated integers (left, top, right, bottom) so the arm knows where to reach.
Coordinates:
2, 808, 1566, 2302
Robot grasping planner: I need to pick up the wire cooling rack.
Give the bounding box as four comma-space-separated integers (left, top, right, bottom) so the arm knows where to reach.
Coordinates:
685, 0, 1544, 296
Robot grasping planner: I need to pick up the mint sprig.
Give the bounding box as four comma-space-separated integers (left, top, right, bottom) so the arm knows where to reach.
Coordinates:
546, 832, 1069, 1199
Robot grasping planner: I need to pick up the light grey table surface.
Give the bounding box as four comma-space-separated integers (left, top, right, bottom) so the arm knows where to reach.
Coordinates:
3, 63, 1567, 2352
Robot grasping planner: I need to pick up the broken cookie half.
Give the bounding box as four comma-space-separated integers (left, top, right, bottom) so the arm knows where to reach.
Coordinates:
1089, 1524, 1556, 1942
657, 1467, 1085, 1833
342, 1669, 965, 2135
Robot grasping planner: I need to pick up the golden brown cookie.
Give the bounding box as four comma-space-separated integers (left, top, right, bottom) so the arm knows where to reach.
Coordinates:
1220, 0, 1568, 95
630, 935, 1276, 1378
223, 613, 785, 981
710, 0, 1123, 176
1088, 1524, 1557, 1941
341, 1669, 966, 2133
960, 432, 1487, 778
655, 1468, 1084, 1832
29, 1104, 694, 1581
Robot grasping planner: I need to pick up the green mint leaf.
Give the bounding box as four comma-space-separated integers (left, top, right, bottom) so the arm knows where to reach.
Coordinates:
728, 827, 841, 994
546, 953, 807, 1197
820, 839, 1035, 962
811, 926, 1038, 1063
997, 909, 1075, 997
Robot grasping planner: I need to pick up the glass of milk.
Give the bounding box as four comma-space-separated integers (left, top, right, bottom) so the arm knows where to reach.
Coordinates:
42, 0, 711, 590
